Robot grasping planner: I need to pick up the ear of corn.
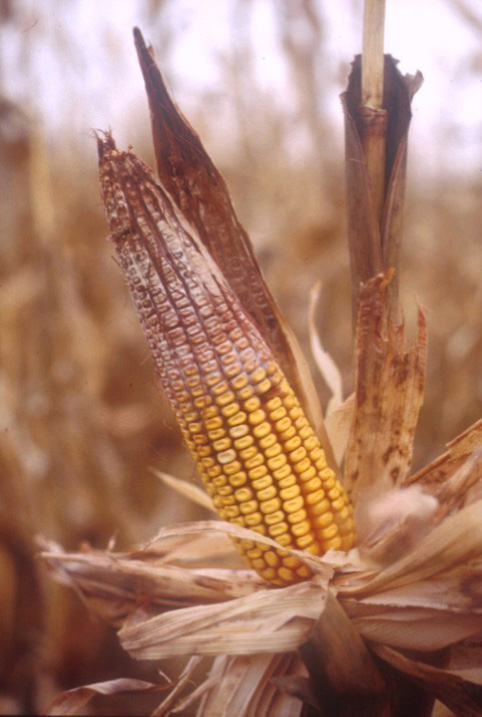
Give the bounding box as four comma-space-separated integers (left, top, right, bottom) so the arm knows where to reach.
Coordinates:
98, 135, 355, 585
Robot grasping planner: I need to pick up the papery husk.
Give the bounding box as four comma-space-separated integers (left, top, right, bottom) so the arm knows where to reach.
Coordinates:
344, 272, 427, 503
44, 678, 165, 716
132, 27, 335, 463
118, 575, 328, 661
171, 653, 306, 717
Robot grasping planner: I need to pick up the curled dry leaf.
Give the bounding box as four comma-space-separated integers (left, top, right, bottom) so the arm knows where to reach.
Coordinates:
44, 678, 165, 716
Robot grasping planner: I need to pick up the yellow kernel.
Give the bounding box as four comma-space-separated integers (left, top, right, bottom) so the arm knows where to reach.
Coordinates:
252, 475, 272, 490
251, 557, 266, 571
267, 454, 287, 471
309, 498, 331, 516
287, 508, 307, 525
230, 424, 249, 439
212, 475, 228, 487
205, 372, 222, 387
235, 486, 254, 503
244, 512, 264, 528
291, 521, 311, 537
232, 374, 248, 390
296, 533, 315, 549
313, 512, 334, 528
224, 460, 242, 475
224, 505, 240, 519
217, 486, 234, 497
302, 478, 323, 493
225, 363, 242, 378
245, 396, 261, 411
205, 417, 223, 430
305, 488, 326, 506
218, 449, 237, 464
246, 547, 263, 559
275, 416, 291, 432
207, 465, 222, 478
328, 486, 341, 501
188, 422, 203, 434
280, 426, 296, 440
245, 454, 264, 469
196, 446, 212, 458
275, 533, 293, 547
289, 406, 303, 420
323, 535, 342, 550
260, 497, 282, 514
264, 551, 280, 568
222, 403, 241, 418
290, 447, 307, 463
251, 368, 266, 383
257, 379, 272, 393
227, 410, 247, 425
340, 534, 354, 551
278, 567, 296, 583
213, 438, 231, 452
282, 555, 300, 569
268, 522, 289, 537
278, 474, 297, 489
283, 496, 304, 513
249, 466, 269, 481
284, 436, 301, 452
280, 485, 301, 501
334, 506, 350, 522
229, 472, 248, 487
253, 422, 271, 438
257, 485, 277, 501
266, 396, 282, 411
296, 565, 312, 579
259, 433, 276, 449
260, 567, 277, 581
331, 496, 346, 512
270, 406, 287, 422
216, 392, 236, 407
208, 428, 225, 441
248, 409, 266, 425
234, 435, 254, 450
239, 446, 257, 461
212, 380, 229, 395
201, 457, 216, 469
321, 523, 339, 540
265, 510, 285, 526
273, 464, 292, 480
238, 386, 253, 400
303, 436, 318, 451
239, 500, 258, 515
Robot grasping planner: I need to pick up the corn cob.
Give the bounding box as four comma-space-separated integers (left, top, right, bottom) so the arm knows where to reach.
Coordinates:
98, 134, 355, 586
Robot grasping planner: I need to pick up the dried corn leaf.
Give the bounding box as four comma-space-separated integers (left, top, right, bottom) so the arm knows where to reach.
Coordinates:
324, 393, 355, 466
340, 500, 482, 596
133, 28, 324, 434
344, 273, 427, 502
406, 418, 482, 498
119, 576, 328, 660
44, 678, 164, 716
373, 643, 482, 716
186, 652, 305, 717
40, 534, 264, 626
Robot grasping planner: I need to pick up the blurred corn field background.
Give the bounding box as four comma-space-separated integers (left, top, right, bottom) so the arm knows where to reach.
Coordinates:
1, 0, 481, 714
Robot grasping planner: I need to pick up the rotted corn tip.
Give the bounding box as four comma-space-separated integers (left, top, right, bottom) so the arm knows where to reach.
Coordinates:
99, 135, 355, 586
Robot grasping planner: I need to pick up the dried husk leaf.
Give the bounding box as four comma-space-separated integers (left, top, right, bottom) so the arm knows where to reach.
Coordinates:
324, 393, 355, 467
191, 652, 305, 717
132, 28, 326, 439
44, 678, 164, 716
344, 272, 427, 503
405, 419, 482, 507
119, 576, 328, 660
